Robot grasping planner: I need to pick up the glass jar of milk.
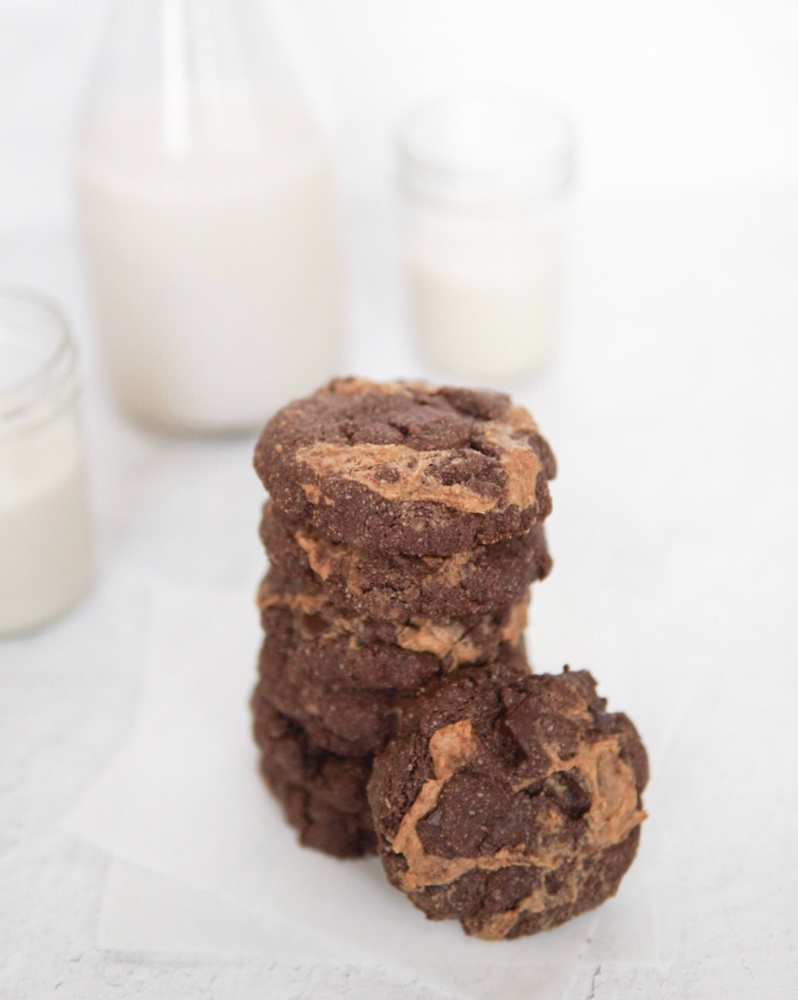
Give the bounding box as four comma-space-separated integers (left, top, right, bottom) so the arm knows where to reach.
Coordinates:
398, 97, 574, 381
0, 290, 92, 636
75, 0, 343, 433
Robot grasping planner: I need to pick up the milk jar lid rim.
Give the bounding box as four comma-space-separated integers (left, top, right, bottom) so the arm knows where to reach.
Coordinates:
0, 286, 78, 432
397, 94, 575, 205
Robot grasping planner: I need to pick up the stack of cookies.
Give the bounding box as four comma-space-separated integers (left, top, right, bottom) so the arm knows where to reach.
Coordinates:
250, 378, 556, 857
250, 377, 648, 939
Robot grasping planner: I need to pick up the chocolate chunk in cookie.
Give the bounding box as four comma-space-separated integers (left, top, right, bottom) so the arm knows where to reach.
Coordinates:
260, 502, 551, 622
257, 569, 530, 684
251, 692, 375, 858
368, 667, 648, 939
254, 379, 556, 557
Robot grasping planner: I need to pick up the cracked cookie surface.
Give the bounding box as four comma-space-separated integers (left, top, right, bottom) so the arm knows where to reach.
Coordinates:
260, 501, 551, 622
254, 378, 556, 557
367, 666, 648, 939
251, 692, 375, 858
258, 569, 529, 687
256, 622, 531, 758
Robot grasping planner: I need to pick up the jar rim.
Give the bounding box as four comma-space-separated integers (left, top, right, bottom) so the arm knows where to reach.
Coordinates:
397, 94, 575, 206
0, 286, 78, 435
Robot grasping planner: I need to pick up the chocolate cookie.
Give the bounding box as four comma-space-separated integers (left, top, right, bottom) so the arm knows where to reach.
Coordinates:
368, 667, 648, 939
251, 692, 375, 858
254, 379, 556, 557
256, 641, 398, 757
257, 631, 532, 758
257, 569, 530, 684
260, 502, 551, 622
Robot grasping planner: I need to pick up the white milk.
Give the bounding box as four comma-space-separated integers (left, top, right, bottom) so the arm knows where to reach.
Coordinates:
406, 216, 564, 380
398, 97, 573, 381
75, 95, 342, 432
0, 416, 92, 635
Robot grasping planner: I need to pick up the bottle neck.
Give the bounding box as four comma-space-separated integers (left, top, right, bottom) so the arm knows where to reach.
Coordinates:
78, 0, 335, 142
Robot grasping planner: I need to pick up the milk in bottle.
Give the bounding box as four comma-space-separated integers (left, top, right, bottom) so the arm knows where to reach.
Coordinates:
75, 0, 342, 432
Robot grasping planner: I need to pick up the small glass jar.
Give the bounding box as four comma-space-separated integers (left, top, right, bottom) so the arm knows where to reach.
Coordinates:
0, 289, 92, 635
398, 96, 574, 381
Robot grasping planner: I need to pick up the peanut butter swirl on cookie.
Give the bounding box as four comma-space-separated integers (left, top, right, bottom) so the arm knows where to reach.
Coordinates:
368, 665, 648, 940
259, 501, 551, 622
254, 378, 556, 557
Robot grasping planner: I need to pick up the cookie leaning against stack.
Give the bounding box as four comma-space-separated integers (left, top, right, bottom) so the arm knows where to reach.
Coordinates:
367, 664, 648, 940
251, 377, 556, 857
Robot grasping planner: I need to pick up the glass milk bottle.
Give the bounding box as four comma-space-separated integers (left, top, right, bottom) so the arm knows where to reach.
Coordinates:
0, 289, 92, 635
75, 0, 343, 433
398, 97, 574, 381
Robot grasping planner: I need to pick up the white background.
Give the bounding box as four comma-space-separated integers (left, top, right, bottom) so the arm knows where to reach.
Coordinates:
1, 3, 798, 1000
2, 0, 798, 230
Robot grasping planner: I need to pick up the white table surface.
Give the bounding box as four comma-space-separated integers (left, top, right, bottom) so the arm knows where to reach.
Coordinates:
1, 191, 797, 999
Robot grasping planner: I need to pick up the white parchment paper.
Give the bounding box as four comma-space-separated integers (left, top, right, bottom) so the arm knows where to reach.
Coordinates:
65, 584, 656, 999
